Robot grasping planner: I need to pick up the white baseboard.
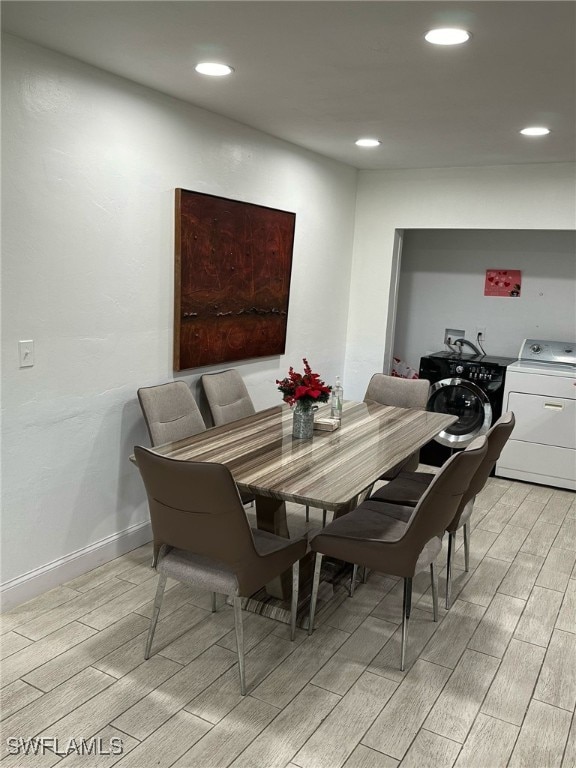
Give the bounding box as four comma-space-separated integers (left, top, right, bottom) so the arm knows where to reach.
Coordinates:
0, 520, 153, 611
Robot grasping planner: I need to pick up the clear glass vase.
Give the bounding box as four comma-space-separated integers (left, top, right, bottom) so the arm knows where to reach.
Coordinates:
292, 400, 315, 439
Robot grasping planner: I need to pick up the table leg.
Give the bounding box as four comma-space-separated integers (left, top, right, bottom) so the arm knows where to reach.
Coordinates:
255, 495, 290, 538
253, 495, 358, 602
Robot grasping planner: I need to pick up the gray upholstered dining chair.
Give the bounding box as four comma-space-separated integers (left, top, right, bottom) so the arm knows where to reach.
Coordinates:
137, 381, 206, 446
138, 382, 209, 566
201, 369, 256, 427
364, 373, 430, 480
308, 436, 487, 670
134, 446, 307, 695
369, 412, 515, 608
138, 379, 255, 518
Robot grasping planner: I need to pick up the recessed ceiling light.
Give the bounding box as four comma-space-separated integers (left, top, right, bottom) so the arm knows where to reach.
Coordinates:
195, 62, 234, 77
355, 138, 381, 148
425, 28, 471, 45
520, 126, 551, 136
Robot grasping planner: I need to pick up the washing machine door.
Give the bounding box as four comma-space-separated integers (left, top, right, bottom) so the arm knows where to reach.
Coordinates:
427, 378, 492, 447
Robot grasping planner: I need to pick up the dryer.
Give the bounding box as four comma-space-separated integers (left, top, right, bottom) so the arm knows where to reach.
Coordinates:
495, 339, 576, 490
418, 352, 515, 467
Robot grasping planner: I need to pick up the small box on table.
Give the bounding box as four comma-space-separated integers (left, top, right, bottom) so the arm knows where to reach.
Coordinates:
313, 418, 340, 432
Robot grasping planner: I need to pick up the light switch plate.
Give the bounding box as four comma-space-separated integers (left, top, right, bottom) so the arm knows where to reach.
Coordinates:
19, 340, 34, 367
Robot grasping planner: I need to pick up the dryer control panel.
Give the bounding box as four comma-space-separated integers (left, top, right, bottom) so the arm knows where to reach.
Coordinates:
519, 339, 576, 365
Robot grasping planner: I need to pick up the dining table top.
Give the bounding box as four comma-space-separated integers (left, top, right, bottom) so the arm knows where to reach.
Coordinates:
143, 401, 457, 514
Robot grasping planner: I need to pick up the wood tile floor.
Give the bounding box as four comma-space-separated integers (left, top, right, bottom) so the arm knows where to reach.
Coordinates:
1, 473, 575, 768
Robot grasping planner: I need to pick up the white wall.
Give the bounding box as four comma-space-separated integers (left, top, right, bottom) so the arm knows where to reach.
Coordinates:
345, 163, 576, 399
1, 35, 357, 603
395, 229, 576, 368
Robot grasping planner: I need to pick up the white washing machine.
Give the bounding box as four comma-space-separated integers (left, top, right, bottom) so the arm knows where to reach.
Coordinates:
496, 339, 576, 490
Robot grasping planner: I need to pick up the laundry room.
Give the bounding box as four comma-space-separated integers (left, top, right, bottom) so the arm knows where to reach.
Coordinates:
391, 227, 576, 485
392, 228, 576, 369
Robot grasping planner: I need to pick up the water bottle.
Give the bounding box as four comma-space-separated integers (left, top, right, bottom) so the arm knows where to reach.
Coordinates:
330, 376, 344, 420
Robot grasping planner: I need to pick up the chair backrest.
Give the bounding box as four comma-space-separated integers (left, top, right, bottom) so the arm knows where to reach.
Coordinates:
403, 436, 488, 558
465, 411, 515, 501
364, 373, 429, 410
447, 411, 515, 530
137, 381, 206, 446
134, 446, 259, 589
201, 369, 256, 426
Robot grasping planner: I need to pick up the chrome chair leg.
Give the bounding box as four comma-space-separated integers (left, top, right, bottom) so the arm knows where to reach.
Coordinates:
233, 596, 246, 695
144, 572, 167, 659
446, 531, 456, 609
349, 564, 358, 597
430, 562, 438, 622
463, 523, 470, 572
362, 567, 369, 584
401, 577, 412, 672
308, 553, 323, 635
211, 592, 218, 613
322, 509, 328, 527
291, 561, 300, 640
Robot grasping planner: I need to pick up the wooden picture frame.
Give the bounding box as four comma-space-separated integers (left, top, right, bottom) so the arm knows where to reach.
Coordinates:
174, 189, 296, 370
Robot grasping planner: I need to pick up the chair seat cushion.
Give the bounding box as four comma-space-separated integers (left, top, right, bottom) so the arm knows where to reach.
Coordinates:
447, 497, 475, 533
458, 498, 474, 527
415, 535, 442, 573
370, 470, 434, 506
158, 528, 306, 598
374, 473, 475, 534
370, 500, 413, 523
158, 548, 238, 595
251, 528, 303, 556
378, 451, 420, 481
310, 501, 440, 578
313, 502, 413, 544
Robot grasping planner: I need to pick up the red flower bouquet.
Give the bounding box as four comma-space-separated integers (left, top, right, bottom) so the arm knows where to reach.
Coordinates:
276, 359, 332, 407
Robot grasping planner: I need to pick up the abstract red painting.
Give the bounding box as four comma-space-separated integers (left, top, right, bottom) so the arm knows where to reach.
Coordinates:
174, 189, 295, 370
484, 269, 522, 297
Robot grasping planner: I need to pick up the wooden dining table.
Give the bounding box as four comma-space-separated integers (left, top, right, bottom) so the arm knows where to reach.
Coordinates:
145, 400, 457, 601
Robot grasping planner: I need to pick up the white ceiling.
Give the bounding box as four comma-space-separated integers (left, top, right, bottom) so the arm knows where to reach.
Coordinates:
2, 1, 575, 170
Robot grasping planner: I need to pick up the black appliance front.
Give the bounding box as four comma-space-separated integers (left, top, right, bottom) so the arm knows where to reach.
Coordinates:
418, 352, 515, 467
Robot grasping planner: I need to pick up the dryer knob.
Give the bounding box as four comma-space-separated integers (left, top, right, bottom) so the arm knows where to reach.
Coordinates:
455, 365, 464, 374
530, 344, 542, 354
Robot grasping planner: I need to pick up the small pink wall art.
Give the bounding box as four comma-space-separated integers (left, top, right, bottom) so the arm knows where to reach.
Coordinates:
484, 269, 522, 297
